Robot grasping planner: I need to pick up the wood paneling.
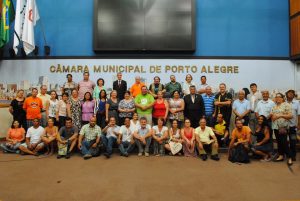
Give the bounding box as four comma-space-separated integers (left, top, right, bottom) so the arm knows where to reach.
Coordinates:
291, 16, 300, 56
290, 0, 300, 16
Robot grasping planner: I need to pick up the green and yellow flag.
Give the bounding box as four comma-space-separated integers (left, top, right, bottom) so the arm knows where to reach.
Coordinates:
0, 0, 15, 48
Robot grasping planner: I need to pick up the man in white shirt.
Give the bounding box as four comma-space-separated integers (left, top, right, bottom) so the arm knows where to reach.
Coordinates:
247, 83, 262, 133
233, 90, 251, 125
198, 76, 208, 94
117, 118, 135, 157
19, 119, 45, 155
37, 85, 51, 127
101, 117, 120, 158
255, 90, 275, 122
286, 90, 300, 161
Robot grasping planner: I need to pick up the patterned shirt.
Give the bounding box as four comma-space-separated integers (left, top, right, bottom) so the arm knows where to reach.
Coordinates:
202, 94, 215, 116
79, 124, 101, 141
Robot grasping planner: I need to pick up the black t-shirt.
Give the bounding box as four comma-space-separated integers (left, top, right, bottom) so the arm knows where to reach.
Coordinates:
214, 92, 232, 119
59, 126, 78, 139
10, 99, 26, 118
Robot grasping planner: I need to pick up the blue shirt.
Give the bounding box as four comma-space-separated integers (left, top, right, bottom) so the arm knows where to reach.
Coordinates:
233, 99, 251, 115
202, 94, 215, 116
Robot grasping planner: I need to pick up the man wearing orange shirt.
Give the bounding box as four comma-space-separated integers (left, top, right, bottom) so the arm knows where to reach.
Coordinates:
23, 88, 43, 130
130, 76, 145, 98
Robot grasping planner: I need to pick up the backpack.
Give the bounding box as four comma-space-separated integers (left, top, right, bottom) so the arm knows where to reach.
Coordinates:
228, 144, 250, 163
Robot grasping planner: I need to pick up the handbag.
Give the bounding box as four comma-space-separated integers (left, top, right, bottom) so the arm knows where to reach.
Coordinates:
169, 141, 182, 155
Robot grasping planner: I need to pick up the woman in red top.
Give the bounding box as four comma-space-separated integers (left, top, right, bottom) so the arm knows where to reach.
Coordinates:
152, 91, 169, 125
181, 119, 196, 157
0, 120, 25, 153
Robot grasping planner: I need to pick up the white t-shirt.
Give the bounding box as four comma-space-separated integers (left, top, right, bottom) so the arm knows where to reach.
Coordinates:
136, 124, 152, 136
130, 120, 140, 132
119, 125, 133, 142
26, 126, 44, 144
106, 126, 120, 139
152, 126, 168, 137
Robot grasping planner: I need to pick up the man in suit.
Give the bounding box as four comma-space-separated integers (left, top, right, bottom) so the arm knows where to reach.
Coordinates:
113, 73, 127, 100
184, 85, 205, 128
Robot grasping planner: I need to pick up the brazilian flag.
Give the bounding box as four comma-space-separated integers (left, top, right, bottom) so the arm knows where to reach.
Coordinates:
0, 0, 15, 48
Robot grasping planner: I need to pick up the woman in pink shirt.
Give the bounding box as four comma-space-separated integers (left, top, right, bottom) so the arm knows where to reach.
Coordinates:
78, 72, 95, 100
81, 92, 95, 125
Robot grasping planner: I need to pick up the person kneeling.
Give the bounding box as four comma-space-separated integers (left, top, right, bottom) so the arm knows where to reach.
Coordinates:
56, 117, 78, 159
133, 117, 152, 157
101, 117, 120, 158
19, 119, 45, 156
78, 117, 101, 160
117, 118, 135, 157
195, 118, 219, 161
152, 118, 168, 156
228, 118, 251, 163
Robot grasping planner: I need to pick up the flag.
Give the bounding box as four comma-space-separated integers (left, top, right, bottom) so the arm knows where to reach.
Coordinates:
13, 0, 26, 54
0, 0, 15, 48
22, 0, 39, 55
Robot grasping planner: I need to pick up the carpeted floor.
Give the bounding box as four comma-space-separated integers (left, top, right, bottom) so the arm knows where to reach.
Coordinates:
0, 153, 299, 201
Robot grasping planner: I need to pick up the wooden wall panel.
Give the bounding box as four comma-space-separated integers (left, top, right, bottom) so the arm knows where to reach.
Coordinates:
290, 0, 300, 16
291, 16, 300, 56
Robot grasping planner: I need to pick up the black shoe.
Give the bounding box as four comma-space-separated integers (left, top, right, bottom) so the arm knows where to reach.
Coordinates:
65, 153, 71, 159
57, 155, 63, 159
104, 152, 110, 158
201, 154, 207, 161
211, 155, 220, 161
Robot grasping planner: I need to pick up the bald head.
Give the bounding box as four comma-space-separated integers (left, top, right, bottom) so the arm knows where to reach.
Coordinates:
89, 117, 97, 127
238, 90, 245, 100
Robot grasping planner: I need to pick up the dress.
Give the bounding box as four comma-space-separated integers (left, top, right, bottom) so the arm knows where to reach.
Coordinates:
107, 98, 119, 124
70, 98, 82, 129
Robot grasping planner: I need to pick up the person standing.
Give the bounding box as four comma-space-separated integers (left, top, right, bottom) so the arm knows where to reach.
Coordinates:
78, 71, 95, 100
95, 90, 107, 129
184, 85, 205, 128
23, 88, 43, 129
135, 86, 155, 125
130, 76, 145, 98
113, 73, 127, 100
93, 78, 106, 100
56, 93, 69, 128
202, 86, 215, 127
285, 90, 299, 161
214, 83, 233, 130
63, 74, 78, 97
232, 90, 251, 126
149, 76, 165, 99
182, 74, 195, 96
165, 75, 182, 98
9, 89, 27, 130
37, 85, 51, 127
81, 92, 95, 126
247, 83, 262, 133
255, 90, 275, 124
46, 90, 58, 126
106, 90, 120, 125
198, 76, 208, 94
118, 91, 135, 125
68, 89, 82, 130
152, 90, 169, 125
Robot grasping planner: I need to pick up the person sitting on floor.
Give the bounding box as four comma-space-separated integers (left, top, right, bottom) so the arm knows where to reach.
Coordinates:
117, 118, 136, 157
251, 115, 273, 162
0, 120, 25, 153
228, 118, 252, 163
212, 113, 229, 147
152, 118, 168, 156
41, 118, 58, 155
19, 119, 45, 156
101, 117, 120, 158
195, 118, 220, 161
133, 117, 152, 157
165, 119, 183, 156
57, 117, 79, 159
78, 117, 101, 160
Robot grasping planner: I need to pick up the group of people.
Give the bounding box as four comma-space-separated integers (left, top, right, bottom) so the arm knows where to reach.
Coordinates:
1, 72, 299, 165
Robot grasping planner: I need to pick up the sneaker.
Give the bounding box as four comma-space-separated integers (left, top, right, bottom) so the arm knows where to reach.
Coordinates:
211, 155, 220, 161
124, 153, 129, 157
65, 153, 71, 159
57, 155, 63, 159
83, 154, 92, 160
145, 152, 149, 157
138, 153, 143, 156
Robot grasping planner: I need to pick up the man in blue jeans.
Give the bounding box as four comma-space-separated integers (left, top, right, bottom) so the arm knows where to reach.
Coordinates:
78, 117, 101, 160
133, 117, 152, 157
101, 117, 120, 158
117, 118, 135, 157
